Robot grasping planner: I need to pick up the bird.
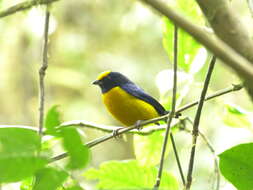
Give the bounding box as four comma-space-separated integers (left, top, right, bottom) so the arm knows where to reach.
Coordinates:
92, 71, 168, 127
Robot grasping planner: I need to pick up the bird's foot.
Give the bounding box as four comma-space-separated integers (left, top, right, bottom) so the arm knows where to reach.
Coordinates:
112, 127, 124, 138
135, 120, 143, 131
175, 112, 182, 118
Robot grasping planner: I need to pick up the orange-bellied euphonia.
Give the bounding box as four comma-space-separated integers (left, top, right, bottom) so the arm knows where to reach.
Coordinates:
93, 71, 167, 126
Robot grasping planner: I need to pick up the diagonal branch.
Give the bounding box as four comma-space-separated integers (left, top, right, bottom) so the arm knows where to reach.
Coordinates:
196, 0, 253, 63
0, 0, 59, 18
139, 0, 253, 83
49, 82, 242, 162
195, 0, 253, 101
58, 83, 243, 135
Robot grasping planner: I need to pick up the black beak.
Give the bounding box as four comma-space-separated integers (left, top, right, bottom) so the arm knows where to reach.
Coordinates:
92, 80, 100, 85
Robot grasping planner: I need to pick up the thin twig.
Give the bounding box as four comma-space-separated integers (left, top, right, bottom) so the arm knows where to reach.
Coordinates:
185, 56, 216, 190
177, 83, 243, 113
0, 0, 59, 18
154, 25, 178, 190
183, 118, 220, 190
170, 133, 185, 185
38, 8, 50, 136
50, 121, 146, 162
170, 25, 185, 186
139, 0, 253, 82
59, 120, 182, 135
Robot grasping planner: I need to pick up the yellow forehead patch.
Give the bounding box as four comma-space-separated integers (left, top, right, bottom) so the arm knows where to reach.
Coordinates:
97, 70, 111, 80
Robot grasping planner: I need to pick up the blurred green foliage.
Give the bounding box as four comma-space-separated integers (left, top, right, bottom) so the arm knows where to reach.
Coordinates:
33, 167, 68, 190
133, 130, 171, 167
0, 127, 47, 183
223, 104, 252, 130
84, 160, 178, 189
162, 18, 201, 72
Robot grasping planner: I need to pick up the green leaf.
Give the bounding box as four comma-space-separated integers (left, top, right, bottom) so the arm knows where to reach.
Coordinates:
60, 127, 90, 170
219, 143, 253, 190
223, 104, 252, 129
226, 104, 245, 115
45, 105, 61, 135
133, 131, 171, 167
33, 167, 68, 190
84, 160, 178, 190
0, 127, 48, 183
162, 18, 201, 72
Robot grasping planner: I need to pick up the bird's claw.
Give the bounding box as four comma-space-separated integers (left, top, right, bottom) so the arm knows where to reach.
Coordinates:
112, 127, 123, 138
175, 112, 182, 118
135, 120, 143, 131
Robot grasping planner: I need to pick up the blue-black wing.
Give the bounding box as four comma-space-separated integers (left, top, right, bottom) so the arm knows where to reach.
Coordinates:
121, 83, 166, 116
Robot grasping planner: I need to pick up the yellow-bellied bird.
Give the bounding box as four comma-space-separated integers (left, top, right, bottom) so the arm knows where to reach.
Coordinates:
93, 71, 168, 126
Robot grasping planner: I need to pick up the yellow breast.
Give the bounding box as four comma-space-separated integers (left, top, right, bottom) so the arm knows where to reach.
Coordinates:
102, 86, 159, 126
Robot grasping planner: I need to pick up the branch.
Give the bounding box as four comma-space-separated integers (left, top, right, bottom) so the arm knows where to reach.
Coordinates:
38, 8, 50, 135
154, 25, 179, 189
58, 83, 243, 135
196, 0, 253, 63
185, 56, 216, 190
0, 0, 59, 18
195, 0, 253, 101
170, 26, 185, 184
49, 83, 242, 162
51, 118, 186, 163
139, 0, 253, 83
50, 121, 150, 162
177, 83, 243, 113
170, 133, 185, 185
181, 119, 220, 190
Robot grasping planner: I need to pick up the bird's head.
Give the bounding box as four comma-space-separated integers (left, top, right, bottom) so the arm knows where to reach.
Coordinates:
93, 71, 130, 93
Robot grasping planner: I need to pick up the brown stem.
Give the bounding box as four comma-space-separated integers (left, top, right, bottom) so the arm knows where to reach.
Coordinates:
185, 56, 216, 190
38, 9, 50, 136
